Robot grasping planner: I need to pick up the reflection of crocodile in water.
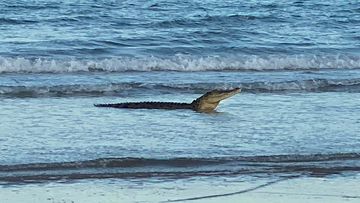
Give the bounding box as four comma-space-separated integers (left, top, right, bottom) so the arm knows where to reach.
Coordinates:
94, 88, 241, 112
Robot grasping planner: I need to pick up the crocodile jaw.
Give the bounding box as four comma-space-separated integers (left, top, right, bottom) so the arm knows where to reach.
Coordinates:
194, 88, 241, 112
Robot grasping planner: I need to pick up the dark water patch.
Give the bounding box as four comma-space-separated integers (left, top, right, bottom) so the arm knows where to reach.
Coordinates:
240, 78, 360, 93
0, 83, 142, 98
0, 17, 38, 25
0, 153, 359, 184
1, 78, 360, 98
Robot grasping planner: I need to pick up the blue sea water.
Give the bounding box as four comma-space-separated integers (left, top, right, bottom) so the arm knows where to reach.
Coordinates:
0, 0, 359, 184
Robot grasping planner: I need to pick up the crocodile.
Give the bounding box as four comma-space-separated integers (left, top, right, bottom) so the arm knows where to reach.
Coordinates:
94, 88, 241, 112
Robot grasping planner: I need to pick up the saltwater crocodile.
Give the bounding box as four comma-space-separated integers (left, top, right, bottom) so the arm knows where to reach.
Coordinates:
94, 88, 241, 112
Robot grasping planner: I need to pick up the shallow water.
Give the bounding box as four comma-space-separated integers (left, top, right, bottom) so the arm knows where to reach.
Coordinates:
1, 81, 359, 183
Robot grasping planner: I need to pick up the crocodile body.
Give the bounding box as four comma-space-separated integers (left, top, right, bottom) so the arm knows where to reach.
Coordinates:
94, 102, 193, 110
95, 88, 241, 112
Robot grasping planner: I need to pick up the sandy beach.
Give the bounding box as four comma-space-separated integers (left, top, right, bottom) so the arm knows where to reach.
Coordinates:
2, 174, 359, 203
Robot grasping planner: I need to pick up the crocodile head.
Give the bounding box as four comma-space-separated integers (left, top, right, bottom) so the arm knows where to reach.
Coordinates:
191, 88, 241, 112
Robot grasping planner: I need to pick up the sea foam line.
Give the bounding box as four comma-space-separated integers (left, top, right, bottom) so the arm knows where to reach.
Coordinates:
0, 54, 360, 73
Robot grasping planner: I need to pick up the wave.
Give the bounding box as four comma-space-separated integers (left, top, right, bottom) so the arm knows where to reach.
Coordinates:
1, 78, 360, 98
152, 14, 279, 28
0, 153, 359, 184
1, 55, 360, 73
4, 3, 59, 10
0, 17, 37, 25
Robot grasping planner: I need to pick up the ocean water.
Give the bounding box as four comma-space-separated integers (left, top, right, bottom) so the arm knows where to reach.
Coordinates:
0, 0, 360, 185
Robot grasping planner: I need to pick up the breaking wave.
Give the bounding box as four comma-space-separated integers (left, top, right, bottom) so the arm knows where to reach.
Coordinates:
1, 78, 360, 97
0, 153, 359, 184
0, 54, 359, 73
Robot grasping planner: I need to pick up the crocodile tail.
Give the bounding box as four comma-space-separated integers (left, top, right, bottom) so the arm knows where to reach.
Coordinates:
94, 102, 151, 108
94, 103, 124, 108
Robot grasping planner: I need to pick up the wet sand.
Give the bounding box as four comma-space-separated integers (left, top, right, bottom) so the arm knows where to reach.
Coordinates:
1, 175, 359, 203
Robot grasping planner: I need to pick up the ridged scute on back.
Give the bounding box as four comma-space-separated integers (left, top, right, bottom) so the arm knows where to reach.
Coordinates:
95, 101, 193, 110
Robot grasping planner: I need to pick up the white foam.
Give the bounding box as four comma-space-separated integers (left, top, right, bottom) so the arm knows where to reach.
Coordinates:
0, 54, 359, 73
